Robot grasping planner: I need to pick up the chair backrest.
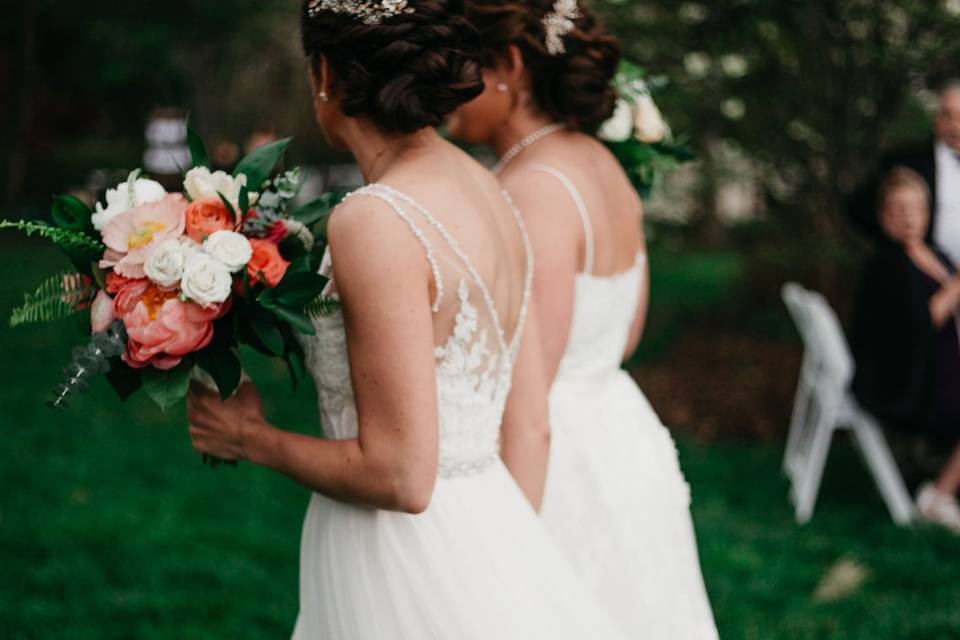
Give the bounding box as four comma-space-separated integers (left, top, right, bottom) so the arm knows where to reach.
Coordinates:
800, 291, 855, 388
782, 282, 814, 344
782, 281, 855, 389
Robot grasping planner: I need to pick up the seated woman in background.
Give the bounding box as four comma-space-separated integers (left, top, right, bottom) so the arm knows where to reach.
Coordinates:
851, 166, 960, 532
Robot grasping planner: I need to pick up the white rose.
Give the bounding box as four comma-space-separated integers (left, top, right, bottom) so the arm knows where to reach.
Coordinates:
203, 230, 252, 273
91, 177, 167, 231
183, 167, 248, 209
597, 98, 635, 142
180, 254, 233, 307
634, 94, 670, 144
144, 239, 188, 288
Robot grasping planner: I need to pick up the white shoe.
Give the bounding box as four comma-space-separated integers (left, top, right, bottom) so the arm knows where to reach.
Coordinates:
916, 483, 960, 533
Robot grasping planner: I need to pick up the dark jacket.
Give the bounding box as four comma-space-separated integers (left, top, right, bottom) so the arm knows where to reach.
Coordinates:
848, 142, 937, 240
850, 241, 954, 430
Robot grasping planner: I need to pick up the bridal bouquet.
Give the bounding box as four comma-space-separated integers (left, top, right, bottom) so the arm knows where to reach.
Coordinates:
597, 61, 695, 197
4, 128, 340, 423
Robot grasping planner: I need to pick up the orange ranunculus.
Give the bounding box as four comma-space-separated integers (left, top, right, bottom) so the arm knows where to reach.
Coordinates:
247, 239, 290, 288
184, 197, 235, 243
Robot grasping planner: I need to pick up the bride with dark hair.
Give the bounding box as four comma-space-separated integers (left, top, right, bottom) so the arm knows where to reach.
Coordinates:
447, 0, 718, 637
185, 1, 626, 638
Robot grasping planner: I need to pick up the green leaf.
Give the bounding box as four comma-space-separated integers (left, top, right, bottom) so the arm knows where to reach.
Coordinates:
292, 192, 343, 228
239, 186, 250, 217
305, 295, 340, 318
273, 271, 327, 308
233, 137, 293, 193
51, 195, 93, 232
256, 289, 277, 310
186, 113, 209, 169
142, 361, 193, 412
286, 255, 312, 275
265, 305, 315, 335
10, 272, 97, 328
251, 318, 285, 356
196, 347, 242, 400
217, 192, 239, 226
105, 364, 143, 401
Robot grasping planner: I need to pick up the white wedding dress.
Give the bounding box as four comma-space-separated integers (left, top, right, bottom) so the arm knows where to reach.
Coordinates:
532, 166, 719, 639
292, 183, 626, 639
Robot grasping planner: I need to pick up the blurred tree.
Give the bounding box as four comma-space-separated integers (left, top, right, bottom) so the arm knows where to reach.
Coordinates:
603, 0, 960, 287
1, 0, 321, 205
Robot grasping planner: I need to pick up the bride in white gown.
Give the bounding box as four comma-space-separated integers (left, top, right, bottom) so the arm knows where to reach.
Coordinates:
448, 1, 719, 637
186, 1, 626, 638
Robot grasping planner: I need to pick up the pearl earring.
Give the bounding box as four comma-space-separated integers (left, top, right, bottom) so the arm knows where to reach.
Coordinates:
318, 90, 329, 102
496, 83, 508, 93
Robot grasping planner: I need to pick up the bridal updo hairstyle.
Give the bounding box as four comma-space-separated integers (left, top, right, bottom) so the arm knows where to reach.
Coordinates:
467, 0, 620, 131
301, 0, 484, 135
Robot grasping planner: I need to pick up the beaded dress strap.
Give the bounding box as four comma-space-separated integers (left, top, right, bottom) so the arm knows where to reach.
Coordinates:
342, 185, 445, 314
364, 183, 512, 362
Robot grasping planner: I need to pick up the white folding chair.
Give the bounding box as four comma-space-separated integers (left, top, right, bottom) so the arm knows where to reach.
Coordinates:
781, 283, 915, 525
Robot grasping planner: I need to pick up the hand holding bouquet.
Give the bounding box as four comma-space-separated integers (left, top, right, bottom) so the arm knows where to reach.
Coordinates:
4, 128, 341, 464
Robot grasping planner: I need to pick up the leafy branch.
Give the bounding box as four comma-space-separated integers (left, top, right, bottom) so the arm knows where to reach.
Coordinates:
10, 272, 98, 327
0, 220, 104, 258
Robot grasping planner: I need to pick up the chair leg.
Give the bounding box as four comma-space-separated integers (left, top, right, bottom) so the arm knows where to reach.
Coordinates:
793, 406, 837, 524
852, 411, 916, 526
784, 364, 813, 478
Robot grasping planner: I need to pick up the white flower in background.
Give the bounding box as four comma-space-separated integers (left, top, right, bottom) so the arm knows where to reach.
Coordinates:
144, 238, 188, 288
91, 175, 167, 231
722, 98, 746, 120
183, 167, 249, 210
597, 98, 635, 142
684, 52, 712, 79
180, 254, 233, 307
720, 54, 749, 78
634, 94, 670, 143
203, 230, 253, 273
947, 0, 960, 16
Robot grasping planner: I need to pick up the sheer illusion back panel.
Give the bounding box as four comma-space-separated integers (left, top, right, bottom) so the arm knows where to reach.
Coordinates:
347, 184, 533, 361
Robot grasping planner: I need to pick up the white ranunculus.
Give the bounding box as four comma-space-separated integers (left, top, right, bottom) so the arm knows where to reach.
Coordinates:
91, 177, 167, 231
597, 98, 635, 142
633, 94, 670, 143
180, 254, 233, 307
203, 230, 253, 273
183, 167, 248, 208
144, 238, 188, 288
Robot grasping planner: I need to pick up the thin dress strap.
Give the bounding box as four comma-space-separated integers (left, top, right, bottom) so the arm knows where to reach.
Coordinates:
500, 189, 535, 360
530, 163, 595, 275
341, 185, 445, 313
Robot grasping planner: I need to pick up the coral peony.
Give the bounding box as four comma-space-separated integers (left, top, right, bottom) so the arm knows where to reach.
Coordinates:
247, 238, 290, 288
185, 197, 236, 243
100, 194, 187, 279
115, 279, 225, 370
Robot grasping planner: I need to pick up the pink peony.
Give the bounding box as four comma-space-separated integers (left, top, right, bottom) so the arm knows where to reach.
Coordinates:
100, 194, 187, 279
90, 290, 117, 333
114, 279, 225, 370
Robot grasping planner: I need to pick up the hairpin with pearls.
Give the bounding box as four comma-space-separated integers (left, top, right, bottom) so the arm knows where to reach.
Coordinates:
542, 0, 581, 55
307, 0, 414, 25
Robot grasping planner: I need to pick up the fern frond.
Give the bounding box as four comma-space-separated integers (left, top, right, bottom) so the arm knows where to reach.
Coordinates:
0, 220, 104, 258
10, 272, 98, 328
305, 295, 340, 318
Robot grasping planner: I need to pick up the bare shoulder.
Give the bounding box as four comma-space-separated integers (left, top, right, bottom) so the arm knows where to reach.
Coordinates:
326, 191, 430, 290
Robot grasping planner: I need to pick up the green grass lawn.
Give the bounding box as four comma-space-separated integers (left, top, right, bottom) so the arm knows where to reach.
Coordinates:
2, 239, 960, 639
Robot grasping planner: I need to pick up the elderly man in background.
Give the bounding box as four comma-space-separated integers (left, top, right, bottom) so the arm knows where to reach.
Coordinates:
851, 81, 960, 264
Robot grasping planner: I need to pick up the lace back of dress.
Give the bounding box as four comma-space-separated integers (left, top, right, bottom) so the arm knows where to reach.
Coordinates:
344, 184, 533, 477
